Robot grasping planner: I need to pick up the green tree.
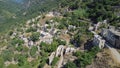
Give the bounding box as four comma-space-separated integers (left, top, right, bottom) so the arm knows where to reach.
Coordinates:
75, 52, 93, 67
16, 45, 24, 52
11, 38, 24, 46
54, 39, 66, 45
44, 41, 58, 52
51, 57, 59, 66
1, 50, 13, 61
75, 46, 100, 68
30, 46, 38, 57
73, 51, 82, 57
17, 55, 27, 66
58, 24, 65, 29
30, 32, 40, 42
8, 30, 13, 36
73, 9, 88, 19
38, 60, 46, 68
26, 27, 37, 32
64, 61, 77, 68
86, 0, 120, 23
40, 41, 58, 53
72, 33, 86, 47
22, 46, 29, 52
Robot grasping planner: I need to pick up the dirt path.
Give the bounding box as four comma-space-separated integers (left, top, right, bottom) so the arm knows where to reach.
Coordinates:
106, 45, 120, 64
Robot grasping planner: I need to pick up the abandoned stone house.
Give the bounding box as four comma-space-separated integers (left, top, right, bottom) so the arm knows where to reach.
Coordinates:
101, 28, 120, 48
48, 45, 76, 66
93, 35, 105, 49
40, 31, 53, 44
53, 11, 61, 16
46, 12, 54, 17
48, 45, 64, 65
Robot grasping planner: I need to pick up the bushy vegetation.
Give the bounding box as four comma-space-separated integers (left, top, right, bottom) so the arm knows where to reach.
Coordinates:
86, 0, 120, 23
60, 0, 120, 25
51, 57, 59, 66
71, 22, 93, 47
37, 40, 60, 67
1, 50, 14, 61
54, 39, 66, 45
26, 27, 37, 32
16, 45, 24, 52
17, 54, 27, 66
40, 41, 59, 53
11, 38, 24, 46
73, 46, 100, 68
30, 32, 40, 42
64, 61, 77, 68
30, 46, 38, 57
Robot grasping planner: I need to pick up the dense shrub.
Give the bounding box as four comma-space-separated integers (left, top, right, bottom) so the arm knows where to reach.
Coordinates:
30, 46, 38, 57
64, 61, 77, 68
1, 50, 14, 61
51, 57, 59, 66
11, 38, 24, 46
74, 46, 100, 68
30, 32, 40, 42
26, 27, 37, 32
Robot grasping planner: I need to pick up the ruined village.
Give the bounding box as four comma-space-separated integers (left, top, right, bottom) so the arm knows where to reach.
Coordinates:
0, 11, 119, 68
0, 0, 120, 68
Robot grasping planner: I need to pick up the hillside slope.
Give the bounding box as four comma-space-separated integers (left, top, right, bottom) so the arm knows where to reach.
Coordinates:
0, 0, 59, 33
